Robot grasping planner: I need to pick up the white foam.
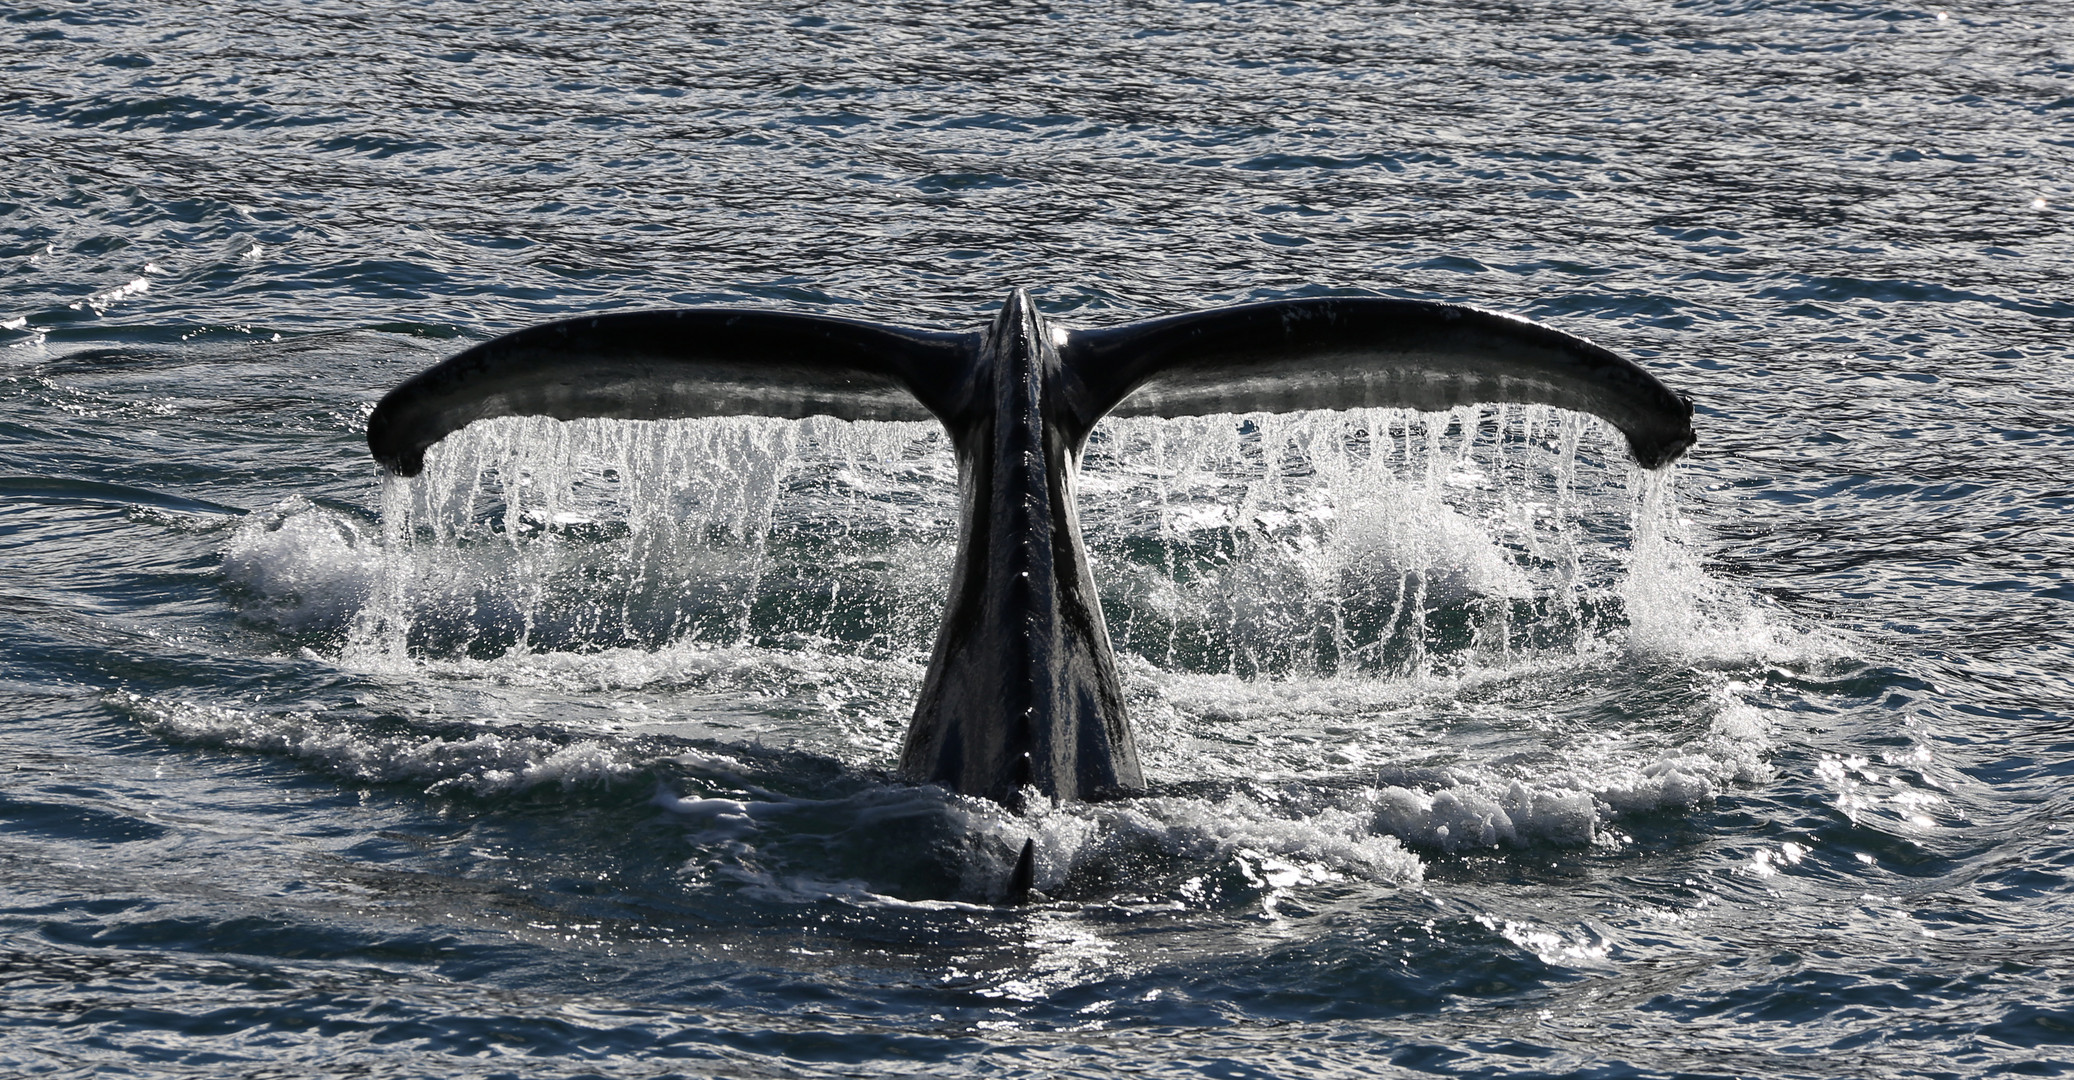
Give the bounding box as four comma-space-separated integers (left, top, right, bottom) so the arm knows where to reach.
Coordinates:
220, 496, 382, 634
1128, 666, 1775, 851
1370, 781, 1601, 849
653, 778, 1431, 909
1060, 790, 1427, 887
120, 693, 639, 796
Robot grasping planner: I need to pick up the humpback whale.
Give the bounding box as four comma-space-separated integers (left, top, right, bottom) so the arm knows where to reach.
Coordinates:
368, 290, 1695, 805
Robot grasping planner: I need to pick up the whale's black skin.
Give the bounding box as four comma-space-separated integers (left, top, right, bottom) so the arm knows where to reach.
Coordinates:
367, 290, 1696, 804
900, 292, 1142, 804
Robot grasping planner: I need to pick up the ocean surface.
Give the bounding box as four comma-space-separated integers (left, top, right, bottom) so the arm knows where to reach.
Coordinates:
4, 1, 2072, 1076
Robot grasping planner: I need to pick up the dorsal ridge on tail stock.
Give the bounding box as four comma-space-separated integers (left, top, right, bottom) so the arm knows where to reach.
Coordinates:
366, 289, 1697, 804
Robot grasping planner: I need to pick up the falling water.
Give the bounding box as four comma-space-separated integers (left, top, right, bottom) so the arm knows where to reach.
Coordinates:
329, 406, 1654, 682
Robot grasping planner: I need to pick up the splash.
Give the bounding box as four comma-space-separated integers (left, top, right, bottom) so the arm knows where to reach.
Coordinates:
221, 496, 381, 635
212, 408, 1821, 858
221, 406, 1776, 674
1081, 405, 1629, 677
1622, 467, 1848, 663
335, 415, 957, 664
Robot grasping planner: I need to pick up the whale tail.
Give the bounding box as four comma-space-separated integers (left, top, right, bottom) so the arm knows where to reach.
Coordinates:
365, 308, 975, 477
367, 290, 1695, 804
1056, 298, 1695, 468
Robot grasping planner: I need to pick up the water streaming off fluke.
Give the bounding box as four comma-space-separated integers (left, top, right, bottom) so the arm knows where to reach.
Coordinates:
213, 405, 1790, 865
319, 406, 1656, 672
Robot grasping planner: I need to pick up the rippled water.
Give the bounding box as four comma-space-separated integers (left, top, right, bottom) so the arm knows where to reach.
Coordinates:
5, 1, 2072, 1076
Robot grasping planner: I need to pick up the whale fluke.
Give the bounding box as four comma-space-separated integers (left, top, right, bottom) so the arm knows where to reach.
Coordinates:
367, 290, 1696, 804
366, 309, 973, 477
1062, 299, 1695, 468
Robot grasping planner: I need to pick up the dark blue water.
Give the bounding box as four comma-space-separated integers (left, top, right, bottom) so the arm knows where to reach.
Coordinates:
5, 1, 2072, 1076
